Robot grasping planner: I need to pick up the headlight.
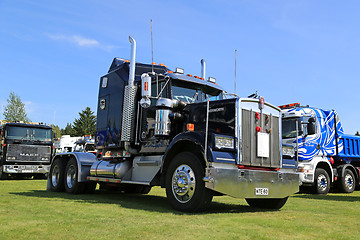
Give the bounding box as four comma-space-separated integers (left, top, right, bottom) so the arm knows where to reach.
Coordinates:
282, 145, 295, 157
215, 135, 234, 149
41, 157, 49, 161
298, 164, 313, 172
7, 156, 16, 160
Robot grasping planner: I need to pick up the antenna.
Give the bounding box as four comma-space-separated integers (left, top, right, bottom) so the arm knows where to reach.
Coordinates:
234, 49, 237, 95
150, 19, 158, 95
151, 19, 154, 74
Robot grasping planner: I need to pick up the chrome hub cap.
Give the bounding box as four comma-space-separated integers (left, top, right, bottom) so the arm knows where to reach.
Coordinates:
345, 174, 354, 189
66, 165, 76, 189
51, 165, 60, 187
172, 164, 196, 203
317, 174, 328, 191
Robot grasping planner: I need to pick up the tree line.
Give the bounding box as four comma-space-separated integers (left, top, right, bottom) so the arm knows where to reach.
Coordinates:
2, 92, 96, 138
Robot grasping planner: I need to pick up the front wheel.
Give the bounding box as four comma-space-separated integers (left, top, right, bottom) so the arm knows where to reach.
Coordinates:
339, 169, 355, 193
246, 197, 288, 210
313, 168, 330, 194
165, 152, 213, 212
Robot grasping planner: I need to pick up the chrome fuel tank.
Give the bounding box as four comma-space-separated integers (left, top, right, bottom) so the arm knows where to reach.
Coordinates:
90, 160, 131, 178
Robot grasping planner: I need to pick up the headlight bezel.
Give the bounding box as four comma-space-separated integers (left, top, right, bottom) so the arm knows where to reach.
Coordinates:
214, 135, 235, 150
282, 145, 295, 158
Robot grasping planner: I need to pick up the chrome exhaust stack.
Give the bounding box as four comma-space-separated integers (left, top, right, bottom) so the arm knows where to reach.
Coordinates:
121, 36, 138, 153
128, 36, 136, 86
201, 59, 206, 80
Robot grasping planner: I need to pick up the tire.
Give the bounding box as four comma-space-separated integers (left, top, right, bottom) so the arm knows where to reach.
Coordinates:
49, 158, 66, 192
313, 168, 330, 194
339, 169, 355, 193
246, 197, 288, 210
165, 152, 213, 212
64, 158, 85, 194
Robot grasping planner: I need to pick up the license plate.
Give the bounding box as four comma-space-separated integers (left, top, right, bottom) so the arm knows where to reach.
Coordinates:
255, 188, 269, 196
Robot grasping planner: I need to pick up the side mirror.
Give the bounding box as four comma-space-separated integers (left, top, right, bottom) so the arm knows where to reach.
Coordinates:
307, 117, 316, 135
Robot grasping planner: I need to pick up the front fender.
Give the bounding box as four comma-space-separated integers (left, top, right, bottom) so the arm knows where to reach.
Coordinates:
52, 152, 97, 182
160, 131, 209, 187
298, 156, 333, 184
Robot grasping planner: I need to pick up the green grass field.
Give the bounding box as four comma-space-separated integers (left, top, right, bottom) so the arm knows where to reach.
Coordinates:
0, 180, 359, 240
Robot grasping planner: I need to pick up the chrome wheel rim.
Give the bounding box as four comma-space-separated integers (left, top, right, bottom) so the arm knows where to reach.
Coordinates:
66, 165, 76, 189
172, 164, 196, 203
345, 173, 354, 190
317, 174, 328, 191
51, 165, 60, 187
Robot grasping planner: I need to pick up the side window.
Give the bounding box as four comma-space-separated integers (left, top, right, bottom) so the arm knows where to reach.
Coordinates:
302, 116, 316, 135
151, 81, 167, 104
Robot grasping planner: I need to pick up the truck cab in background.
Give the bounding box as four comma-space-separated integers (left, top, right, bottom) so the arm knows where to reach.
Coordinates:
48, 36, 299, 212
281, 103, 360, 194
0, 122, 53, 179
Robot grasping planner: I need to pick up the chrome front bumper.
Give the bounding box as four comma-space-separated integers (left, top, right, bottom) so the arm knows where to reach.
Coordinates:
3, 165, 50, 174
205, 166, 299, 198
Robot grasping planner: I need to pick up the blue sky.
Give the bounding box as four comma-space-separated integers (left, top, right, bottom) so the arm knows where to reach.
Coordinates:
1, 0, 360, 133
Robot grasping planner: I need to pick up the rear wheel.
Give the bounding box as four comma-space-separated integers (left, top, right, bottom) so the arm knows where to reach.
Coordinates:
165, 152, 213, 212
246, 197, 288, 210
313, 168, 330, 194
49, 159, 65, 192
64, 158, 85, 194
339, 169, 355, 193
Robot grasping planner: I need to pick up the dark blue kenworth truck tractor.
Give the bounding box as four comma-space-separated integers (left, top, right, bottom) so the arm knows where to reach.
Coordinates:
48, 36, 299, 212
0, 122, 53, 179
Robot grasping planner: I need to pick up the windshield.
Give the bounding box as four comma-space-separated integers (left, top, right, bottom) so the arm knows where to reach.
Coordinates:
6, 126, 52, 142
282, 118, 301, 139
171, 83, 222, 103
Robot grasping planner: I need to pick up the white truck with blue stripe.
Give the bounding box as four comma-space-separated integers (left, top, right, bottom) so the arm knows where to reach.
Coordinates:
281, 103, 360, 194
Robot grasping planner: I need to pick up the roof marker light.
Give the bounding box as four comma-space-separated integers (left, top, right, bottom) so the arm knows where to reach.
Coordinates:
194, 76, 200, 79
278, 103, 300, 109
175, 68, 184, 74
187, 74, 193, 77
152, 62, 156, 65
208, 77, 216, 83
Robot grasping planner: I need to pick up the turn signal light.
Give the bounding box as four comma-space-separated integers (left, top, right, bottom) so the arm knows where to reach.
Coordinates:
187, 123, 195, 131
